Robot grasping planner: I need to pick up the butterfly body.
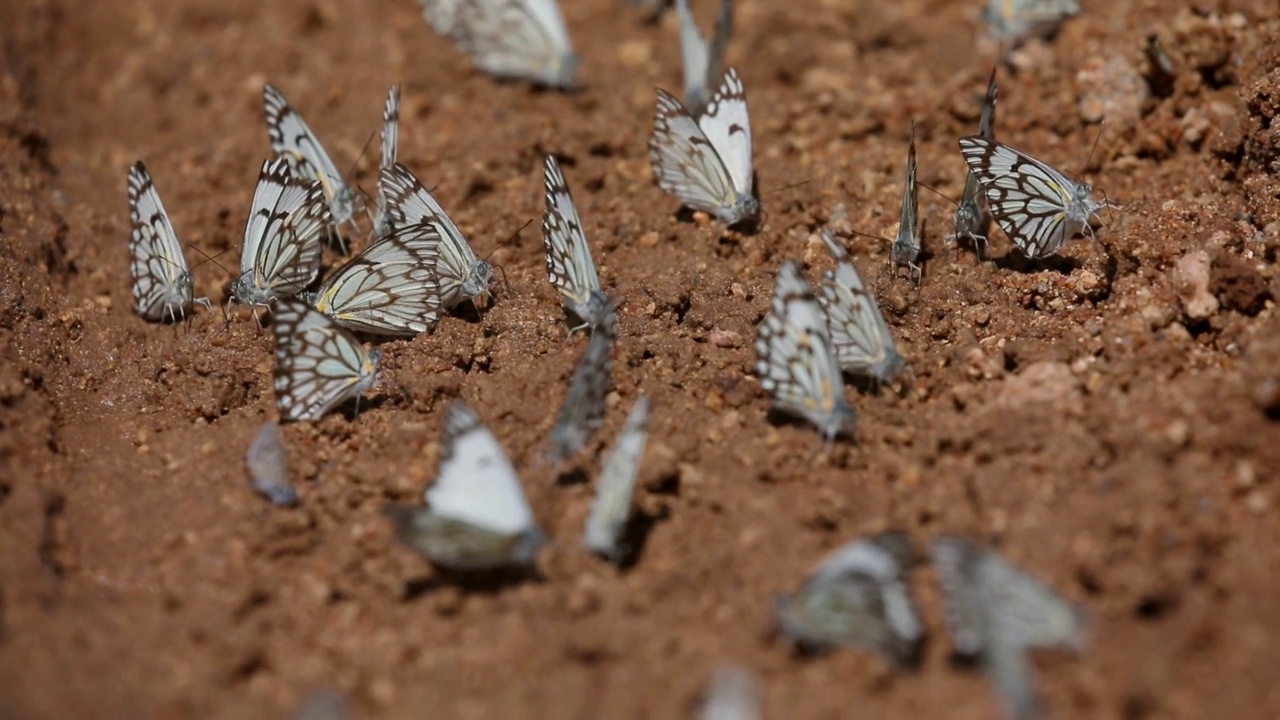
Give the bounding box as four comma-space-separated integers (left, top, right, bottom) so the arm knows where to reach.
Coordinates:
817, 230, 906, 383
127, 162, 210, 322
649, 68, 759, 226
271, 299, 381, 421
231, 158, 330, 309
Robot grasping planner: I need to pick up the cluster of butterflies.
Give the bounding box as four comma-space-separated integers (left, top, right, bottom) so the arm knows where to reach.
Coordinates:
776, 532, 1087, 720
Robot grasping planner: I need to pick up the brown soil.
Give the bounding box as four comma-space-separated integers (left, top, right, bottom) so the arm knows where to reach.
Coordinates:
3, 0, 1280, 717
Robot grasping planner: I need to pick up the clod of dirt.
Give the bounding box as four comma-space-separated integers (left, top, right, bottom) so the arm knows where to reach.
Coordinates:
994, 361, 1081, 411
1211, 250, 1270, 315
1077, 56, 1147, 126
1170, 250, 1219, 321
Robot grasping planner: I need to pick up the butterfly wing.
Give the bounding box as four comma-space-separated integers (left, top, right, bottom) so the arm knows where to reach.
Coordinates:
817, 231, 905, 381
547, 305, 616, 462
699, 666, 760, 720
373, 84, 401, 238
426, 402, 537, 534
311, 225, 442, 336
263, 83, 356, 226
697, 68, 754, 202
891, 123, 921, 273
418, 0, 463, 35
542, 156, 604, 326
955, 70, 999, 247
127, 161, 197, 321
959, 136, 1077, 259
380, 162, 489, 308
677, 0, 710, 113
233, 158, 329, 306
454, 0, 579, 89
584, 395, 650, 560
754, 261, 855, 444
271, 298, 381, 422
247, 421, 298, 506
649, 89, 745, 222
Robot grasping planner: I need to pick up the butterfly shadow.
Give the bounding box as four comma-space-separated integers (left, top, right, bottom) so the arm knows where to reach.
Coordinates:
991, 251, 1082, 275
609, 505, 671, 572
402, 564, 546, 599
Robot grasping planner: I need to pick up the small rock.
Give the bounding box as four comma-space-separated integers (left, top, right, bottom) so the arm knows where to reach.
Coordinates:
1077, 56, 1147, 126
995, 361, 1080, 410
1170, 250, 1218, 321
709, 329, 743, 348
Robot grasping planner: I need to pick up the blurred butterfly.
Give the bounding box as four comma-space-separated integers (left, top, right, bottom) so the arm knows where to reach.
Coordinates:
246, 421, 298, 506
387, 401, 547, 570
452, 0, 580, 89
959, 136, 1110, 260
306, 224, 441, 336
229, 157, 329, 309
583, 395, 650, 563
890, 122, 921, 282
677, 0, 733, 117
126, 161, 211, 322
547, 302, 616, 462
418, 0, 462, 35
754, 261, 855, 446
271, 298, 382, 422
698, 665, 760, 720
649, 67, 759, 226
775, 532, 924, 666
380, 162, 494, 310
816, 230, 906, 383
953, 69, 998, 259
263, 83, 359, 248
542, 156, 609, 333
984, 0, 1080, 44
372, 84, 401, 240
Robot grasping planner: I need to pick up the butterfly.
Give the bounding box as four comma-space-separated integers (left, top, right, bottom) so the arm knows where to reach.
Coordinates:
754, 261, 855, 446
547, 302, 616, 462
698, 665, 760, 720
263, 83, 360, 247
387, 401, 547, 570
676, 0, 733, 117
649, 67, 759, 226
931, 536, 1088, 656
306, 225, 442, 337
542, 156, 609, 332
816, 230, 906, 383
953, 69, 998, 258
379, 162, 494, 310
583, 395, 650, 562
372, 84, 401, 240
246, 421, 298, 506
271, 298, 382, 422
126, 161, 211, 322
774, 532, 924, 666
984, 0, 1080, 43
890, 122, 921, 282
451, 0, 580, 89
418, 0, 462, 35
959, 136, 1110, 260
229, 157, 330, 309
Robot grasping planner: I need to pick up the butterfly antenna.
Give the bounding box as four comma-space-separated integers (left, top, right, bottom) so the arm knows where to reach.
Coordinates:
920, 181, 959, 208
1082, 122, 1106, 176
185, 242, 234, 278
761, 178, 813, 198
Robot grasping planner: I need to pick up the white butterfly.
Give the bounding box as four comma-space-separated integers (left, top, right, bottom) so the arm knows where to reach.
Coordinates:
754, 261, 855, 446
387, 401, 546, 570
380, 162, 494, 310
230, 157, 330, 309
418, 0, 462, 35
890, 122, 921, 282
953, 69, 999, 258
307, 225, 442, 337
263, 83, 359, 244
547, 303, 616, 462
774, 533, 924, 666
698, 665, 760, 720
542, 156, 609, 332
959, 136, 1110, 260
452, 0, 580, 89
649, 67, 759, 226
247, 421, 297, 506
372, 84, 401, 240
583, 395, 650, 562
817, 230, 906, 383
677, 0, 733, 117
984, 0, 1080, 43
126, 161, 211, 322
271, 298, 382, 422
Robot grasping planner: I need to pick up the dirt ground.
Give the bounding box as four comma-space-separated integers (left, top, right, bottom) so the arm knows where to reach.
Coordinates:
2, 0, 1280, 717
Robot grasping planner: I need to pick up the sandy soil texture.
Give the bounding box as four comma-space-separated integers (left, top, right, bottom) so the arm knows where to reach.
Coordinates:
2, 0, 1280, 717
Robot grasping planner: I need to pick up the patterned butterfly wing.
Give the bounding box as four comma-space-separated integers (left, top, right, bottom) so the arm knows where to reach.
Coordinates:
817, 230, 906, 382
263, 83, 358, 230
380, 162, 492, 309
959, 136, 1100, 259
127, 161, 205, 322
310, 225, 442, 336
271, 298, 381, 422
547, 302, 616, 462
754, 261, 855, 445
583, 395, 650, 561
453, 0, 580, 89
696, 68, 756, 221
542, 156, 606, 330
677, 0, 732, 117
230, 157, 329, 307
373, 84, 401, 239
